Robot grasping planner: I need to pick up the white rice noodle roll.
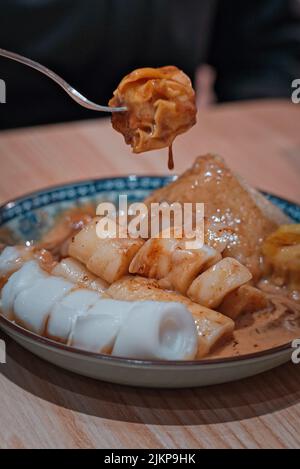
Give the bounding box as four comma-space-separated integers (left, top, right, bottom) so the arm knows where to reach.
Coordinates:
0, 260, 47, 320
129, 237, 221, 294
68, 217, 144, 283
14, 276, 73, 335
52, 257, 109, 293
68, 218, 100, 263
69, 299, 134, 353
219, 285, 268, 319
46, 289, 100, 343
191, 305, 235, 357
112, 301, 198, 360
187, 257, 252, 309
0, 246, 34, 277
106, 276, 234, 358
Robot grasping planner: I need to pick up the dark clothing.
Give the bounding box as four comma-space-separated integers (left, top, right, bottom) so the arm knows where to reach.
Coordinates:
0, 0, 299, 129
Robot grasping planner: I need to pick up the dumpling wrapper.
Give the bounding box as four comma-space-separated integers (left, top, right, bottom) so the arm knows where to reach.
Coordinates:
109, 66, 197, 154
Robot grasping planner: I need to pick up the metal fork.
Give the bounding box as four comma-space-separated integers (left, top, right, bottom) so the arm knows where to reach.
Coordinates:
0, 47, 126, 113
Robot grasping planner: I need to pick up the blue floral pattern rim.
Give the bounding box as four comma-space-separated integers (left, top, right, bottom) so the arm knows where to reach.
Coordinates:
0, 175, 299, 243
0, 176, 175, 224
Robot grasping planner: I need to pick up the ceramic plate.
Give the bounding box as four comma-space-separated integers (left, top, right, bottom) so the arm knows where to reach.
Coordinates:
0, 176, 299, 388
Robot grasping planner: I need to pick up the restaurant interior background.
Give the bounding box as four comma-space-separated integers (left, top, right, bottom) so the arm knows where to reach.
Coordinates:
0, 0, 299, 130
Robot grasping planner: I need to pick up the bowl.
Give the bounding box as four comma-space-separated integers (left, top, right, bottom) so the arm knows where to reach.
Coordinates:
0, 176, 299, 388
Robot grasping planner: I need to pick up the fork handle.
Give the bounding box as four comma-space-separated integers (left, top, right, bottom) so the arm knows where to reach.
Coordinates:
0, 48, 126, 113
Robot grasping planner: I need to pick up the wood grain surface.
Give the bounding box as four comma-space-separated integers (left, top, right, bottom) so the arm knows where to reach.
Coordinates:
0, 99, 300, 449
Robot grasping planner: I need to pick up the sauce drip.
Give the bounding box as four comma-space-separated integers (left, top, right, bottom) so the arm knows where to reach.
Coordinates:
168, 145, 174, 170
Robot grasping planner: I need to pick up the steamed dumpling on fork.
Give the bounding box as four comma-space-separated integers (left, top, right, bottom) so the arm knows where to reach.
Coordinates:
108, 66, 197, 154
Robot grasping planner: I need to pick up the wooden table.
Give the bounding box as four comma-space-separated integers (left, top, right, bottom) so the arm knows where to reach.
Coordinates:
0, 99, 300, 449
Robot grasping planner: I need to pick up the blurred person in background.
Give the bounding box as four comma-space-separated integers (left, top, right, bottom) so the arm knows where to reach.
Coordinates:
0, 0, 299, 130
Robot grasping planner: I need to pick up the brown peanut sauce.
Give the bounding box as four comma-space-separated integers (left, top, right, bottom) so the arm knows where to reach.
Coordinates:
209, 287, 300, 358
